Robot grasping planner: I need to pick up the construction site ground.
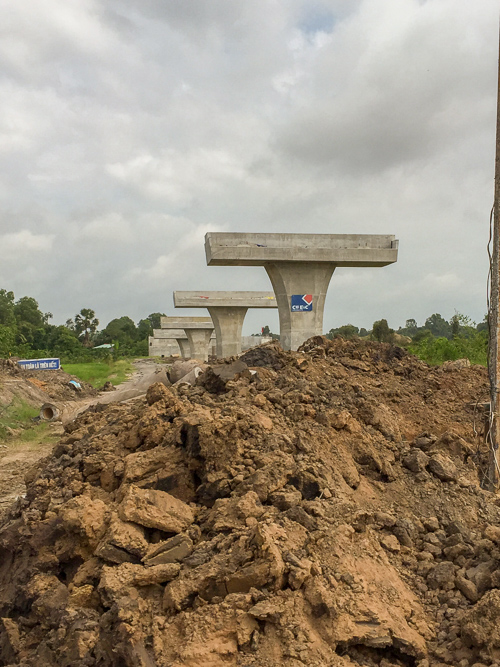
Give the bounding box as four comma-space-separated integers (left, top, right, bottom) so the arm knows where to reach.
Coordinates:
1, 339, 500, 666
0, 359, 158, 521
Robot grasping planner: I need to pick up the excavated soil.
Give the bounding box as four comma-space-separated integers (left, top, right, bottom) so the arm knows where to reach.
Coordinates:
1, 338, 500, 666
0, 359, 97, 407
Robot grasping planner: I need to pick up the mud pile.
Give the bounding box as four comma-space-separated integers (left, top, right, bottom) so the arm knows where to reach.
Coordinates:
1, 338, 499, 667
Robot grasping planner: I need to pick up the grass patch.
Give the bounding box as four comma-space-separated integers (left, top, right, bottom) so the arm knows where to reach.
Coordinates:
0, 399, 60, 448
0, 399, 40, 441
62, 359, 134, 388
3, 422, 59, 451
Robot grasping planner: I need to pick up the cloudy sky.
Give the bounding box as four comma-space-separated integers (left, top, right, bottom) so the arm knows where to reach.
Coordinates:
0, 0, 498, 335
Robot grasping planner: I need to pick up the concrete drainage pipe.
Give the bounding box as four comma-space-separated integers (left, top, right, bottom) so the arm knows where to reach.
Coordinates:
173, 366, 204, 386
39, 403, 60, 421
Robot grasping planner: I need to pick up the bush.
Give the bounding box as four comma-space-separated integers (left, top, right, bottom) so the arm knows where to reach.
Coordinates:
409, 331, 487, 366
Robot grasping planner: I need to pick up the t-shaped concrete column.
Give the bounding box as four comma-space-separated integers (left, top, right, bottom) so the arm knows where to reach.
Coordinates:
205, 232, 398, 351
173, 291, 277, 358
160, 316, 214, 361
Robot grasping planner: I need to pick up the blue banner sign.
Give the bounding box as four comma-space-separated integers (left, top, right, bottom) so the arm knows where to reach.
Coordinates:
291, 294, 313, 312
18, 358, 60, 371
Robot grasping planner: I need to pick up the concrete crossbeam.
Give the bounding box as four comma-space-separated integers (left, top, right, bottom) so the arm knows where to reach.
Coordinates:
173, 291, 277, 358
205, 232, 398, 351
205, 232, 398, 267
160, 316, 213, 329
153, 328, 215, 341
173, 291, 276, 308
152, 329, 188, 339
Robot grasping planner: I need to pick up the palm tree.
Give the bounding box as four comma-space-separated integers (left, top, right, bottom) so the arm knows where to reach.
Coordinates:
74, 308, 99, 347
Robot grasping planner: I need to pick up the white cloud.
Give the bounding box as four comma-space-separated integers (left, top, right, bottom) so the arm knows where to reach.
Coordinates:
0, 230, 54, 256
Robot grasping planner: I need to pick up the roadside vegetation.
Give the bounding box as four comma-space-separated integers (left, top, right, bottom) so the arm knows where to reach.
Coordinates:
63, 359, 134, 388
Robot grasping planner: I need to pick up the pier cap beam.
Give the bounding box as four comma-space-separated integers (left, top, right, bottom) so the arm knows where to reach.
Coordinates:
160, 317, 214, 362
205, 232, 398, 351
173, 291, 277, 358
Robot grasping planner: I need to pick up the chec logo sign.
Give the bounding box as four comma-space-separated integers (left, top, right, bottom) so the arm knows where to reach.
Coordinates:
291, 295, 313, 312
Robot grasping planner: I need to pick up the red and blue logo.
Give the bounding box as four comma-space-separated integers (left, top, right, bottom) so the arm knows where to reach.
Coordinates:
291, 294, 313, 312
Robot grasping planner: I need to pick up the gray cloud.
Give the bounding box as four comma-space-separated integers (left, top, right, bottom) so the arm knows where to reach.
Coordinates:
0, 0, 497, 335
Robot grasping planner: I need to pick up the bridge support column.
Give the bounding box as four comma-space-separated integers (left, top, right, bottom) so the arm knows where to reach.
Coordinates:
264, 262, 336, 351
207, 306, 248, 358
185, 328, 214, 362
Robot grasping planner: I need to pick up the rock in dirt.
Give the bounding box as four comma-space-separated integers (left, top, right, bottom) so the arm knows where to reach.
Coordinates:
118, 485, 194, 533
403, 448, 430, 473
428, 453, 458, 482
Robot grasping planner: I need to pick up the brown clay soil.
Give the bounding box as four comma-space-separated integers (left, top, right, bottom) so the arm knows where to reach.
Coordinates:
1, 338, 500, 666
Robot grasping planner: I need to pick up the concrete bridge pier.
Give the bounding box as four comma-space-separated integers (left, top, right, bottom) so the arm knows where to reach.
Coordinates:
185, 328, 215, 362
204, 232, 399, 352
207, 306, 248, 358
265, 262, 336, 351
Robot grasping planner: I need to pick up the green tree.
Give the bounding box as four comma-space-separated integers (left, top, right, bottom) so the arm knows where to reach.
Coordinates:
145, 312, 166, 330
326, 324, 359, 340
14, 296, 51, 327
102, 316, 137, 344
0, 290, 15, 327
46, 326, 81, 357
403, 318, 418, 337
137, 312, 166, 340
425, 313, 451, 339
74, 308, 99, 347
450, 312, 476, 339
0, 325, 16, 357
372, 319, 394, 343
477, 315, 488, 333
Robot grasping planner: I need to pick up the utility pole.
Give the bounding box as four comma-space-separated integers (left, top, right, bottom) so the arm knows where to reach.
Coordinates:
487, 22, 500, 491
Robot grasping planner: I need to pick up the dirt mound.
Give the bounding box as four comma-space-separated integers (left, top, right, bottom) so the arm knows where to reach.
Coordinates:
0, 361, 97, 410
1, 338, 499, 666
24, 368, 97, 402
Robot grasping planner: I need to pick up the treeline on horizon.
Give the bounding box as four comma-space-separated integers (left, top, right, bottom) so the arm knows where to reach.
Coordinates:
0, 288, 489, 367
0, 288, 166, 362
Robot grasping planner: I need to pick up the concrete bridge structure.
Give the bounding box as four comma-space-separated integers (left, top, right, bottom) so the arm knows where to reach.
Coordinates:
205, 232, 398, 351
160, 316, 214, 361
173, 291, 277, 358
